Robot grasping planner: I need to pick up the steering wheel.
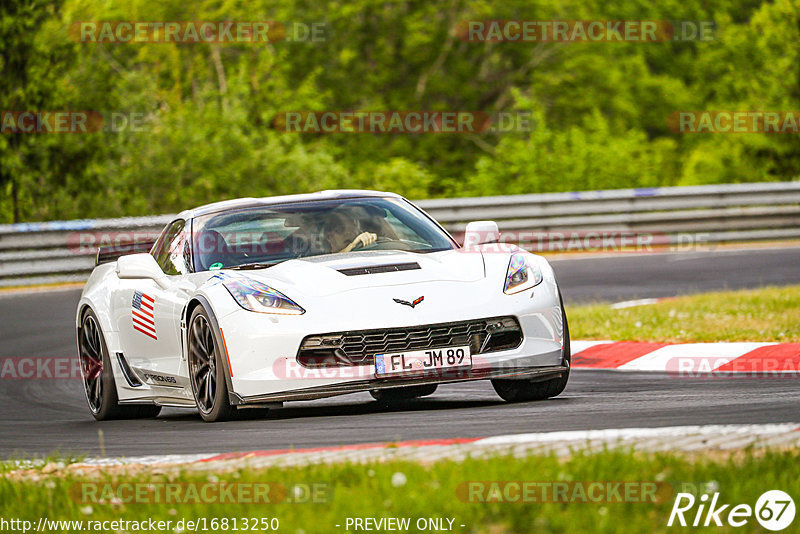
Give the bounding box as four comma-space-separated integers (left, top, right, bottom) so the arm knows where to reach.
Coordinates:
358, 236, 414, 251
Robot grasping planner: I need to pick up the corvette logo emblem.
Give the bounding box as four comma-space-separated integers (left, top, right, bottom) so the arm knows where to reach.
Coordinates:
393, 296, 424, 308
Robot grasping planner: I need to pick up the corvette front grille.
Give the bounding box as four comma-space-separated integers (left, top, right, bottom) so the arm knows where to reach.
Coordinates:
297, 316, 522, 368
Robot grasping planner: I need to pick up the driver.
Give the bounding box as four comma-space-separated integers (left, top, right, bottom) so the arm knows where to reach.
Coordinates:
325, 211, 377, 253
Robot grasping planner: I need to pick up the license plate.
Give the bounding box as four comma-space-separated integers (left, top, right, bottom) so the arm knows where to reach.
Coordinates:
374, 346, 472, 377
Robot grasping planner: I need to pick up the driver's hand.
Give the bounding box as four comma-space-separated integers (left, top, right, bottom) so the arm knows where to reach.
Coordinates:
343, 232, 377, 252
352, 232, 378, 249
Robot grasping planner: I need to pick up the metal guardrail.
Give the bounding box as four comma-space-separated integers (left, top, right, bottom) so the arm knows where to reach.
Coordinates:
1, 181, 799, 287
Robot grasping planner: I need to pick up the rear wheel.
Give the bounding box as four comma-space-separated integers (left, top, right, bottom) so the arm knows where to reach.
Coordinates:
491, 300, 571, 403
188, 306, 236, 422
79, 309, 161, 420
370, 384, 438, 402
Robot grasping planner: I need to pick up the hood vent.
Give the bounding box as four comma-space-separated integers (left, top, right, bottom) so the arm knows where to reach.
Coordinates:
338, 262, 421, 276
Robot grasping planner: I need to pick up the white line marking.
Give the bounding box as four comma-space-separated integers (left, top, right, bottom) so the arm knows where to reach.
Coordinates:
570, 340, 612, 355
616, 342, 776, 372
63, 424, 800, 470
475, 424, 800, 447
611, 298, 660, 309
79, 453, 217, 466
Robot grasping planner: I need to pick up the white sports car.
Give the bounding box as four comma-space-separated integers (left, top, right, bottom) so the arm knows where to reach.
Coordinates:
76, 191, 570, 422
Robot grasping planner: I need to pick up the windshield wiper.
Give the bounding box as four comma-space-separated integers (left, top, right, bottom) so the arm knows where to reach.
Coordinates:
230, 261, 281, 270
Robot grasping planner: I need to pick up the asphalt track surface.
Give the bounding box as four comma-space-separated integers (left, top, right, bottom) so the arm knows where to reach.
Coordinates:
1, 246, 799, 459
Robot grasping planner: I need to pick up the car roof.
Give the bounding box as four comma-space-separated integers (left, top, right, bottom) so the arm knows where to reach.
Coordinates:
176, 190, 403, 220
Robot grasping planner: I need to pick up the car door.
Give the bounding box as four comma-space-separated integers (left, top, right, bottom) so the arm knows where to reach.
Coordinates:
114, 219, 191, 388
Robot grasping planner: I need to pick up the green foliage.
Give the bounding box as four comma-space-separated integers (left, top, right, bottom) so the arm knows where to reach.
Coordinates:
470, 106, 679, 194
1, 0, 799, 222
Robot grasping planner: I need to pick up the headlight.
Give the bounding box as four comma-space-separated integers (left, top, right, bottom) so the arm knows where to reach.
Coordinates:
222, 276, 305, 315
504, 253, 543, 294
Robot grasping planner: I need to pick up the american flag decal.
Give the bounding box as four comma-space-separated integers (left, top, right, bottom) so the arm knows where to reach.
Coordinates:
132, 291, 157, 340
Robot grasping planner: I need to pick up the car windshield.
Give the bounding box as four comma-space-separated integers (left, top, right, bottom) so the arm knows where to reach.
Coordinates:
191, 197, 455, 272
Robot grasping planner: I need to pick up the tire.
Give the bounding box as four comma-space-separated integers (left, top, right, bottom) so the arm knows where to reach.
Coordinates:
370, 384, 438, 402
491, 297, 571, 403
187, 305, 236, 422
78, 308, 162, 420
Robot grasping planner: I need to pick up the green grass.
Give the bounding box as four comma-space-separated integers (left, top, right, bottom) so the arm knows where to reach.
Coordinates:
2, 449, 799, 533
569, 285, 800, 343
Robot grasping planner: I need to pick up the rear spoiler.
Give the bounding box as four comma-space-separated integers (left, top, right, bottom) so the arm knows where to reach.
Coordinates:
96, 240, 156, 266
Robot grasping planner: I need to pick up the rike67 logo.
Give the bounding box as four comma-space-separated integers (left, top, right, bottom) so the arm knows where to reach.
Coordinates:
668, 490, 795, 531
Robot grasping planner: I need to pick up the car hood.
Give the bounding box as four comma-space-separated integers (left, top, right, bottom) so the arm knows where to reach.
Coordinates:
239, 249, 486, 297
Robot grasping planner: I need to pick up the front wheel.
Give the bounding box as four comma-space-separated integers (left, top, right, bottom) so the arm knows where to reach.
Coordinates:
188, 306, 236, 422
491, 299, 571, 403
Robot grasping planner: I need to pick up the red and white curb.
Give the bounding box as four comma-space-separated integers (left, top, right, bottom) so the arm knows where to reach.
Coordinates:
61, 424, 800, 471
571, 341, 800, 374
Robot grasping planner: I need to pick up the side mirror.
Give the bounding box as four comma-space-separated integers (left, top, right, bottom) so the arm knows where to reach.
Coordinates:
464, 220, 500, 247
116, 254, 168, 288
